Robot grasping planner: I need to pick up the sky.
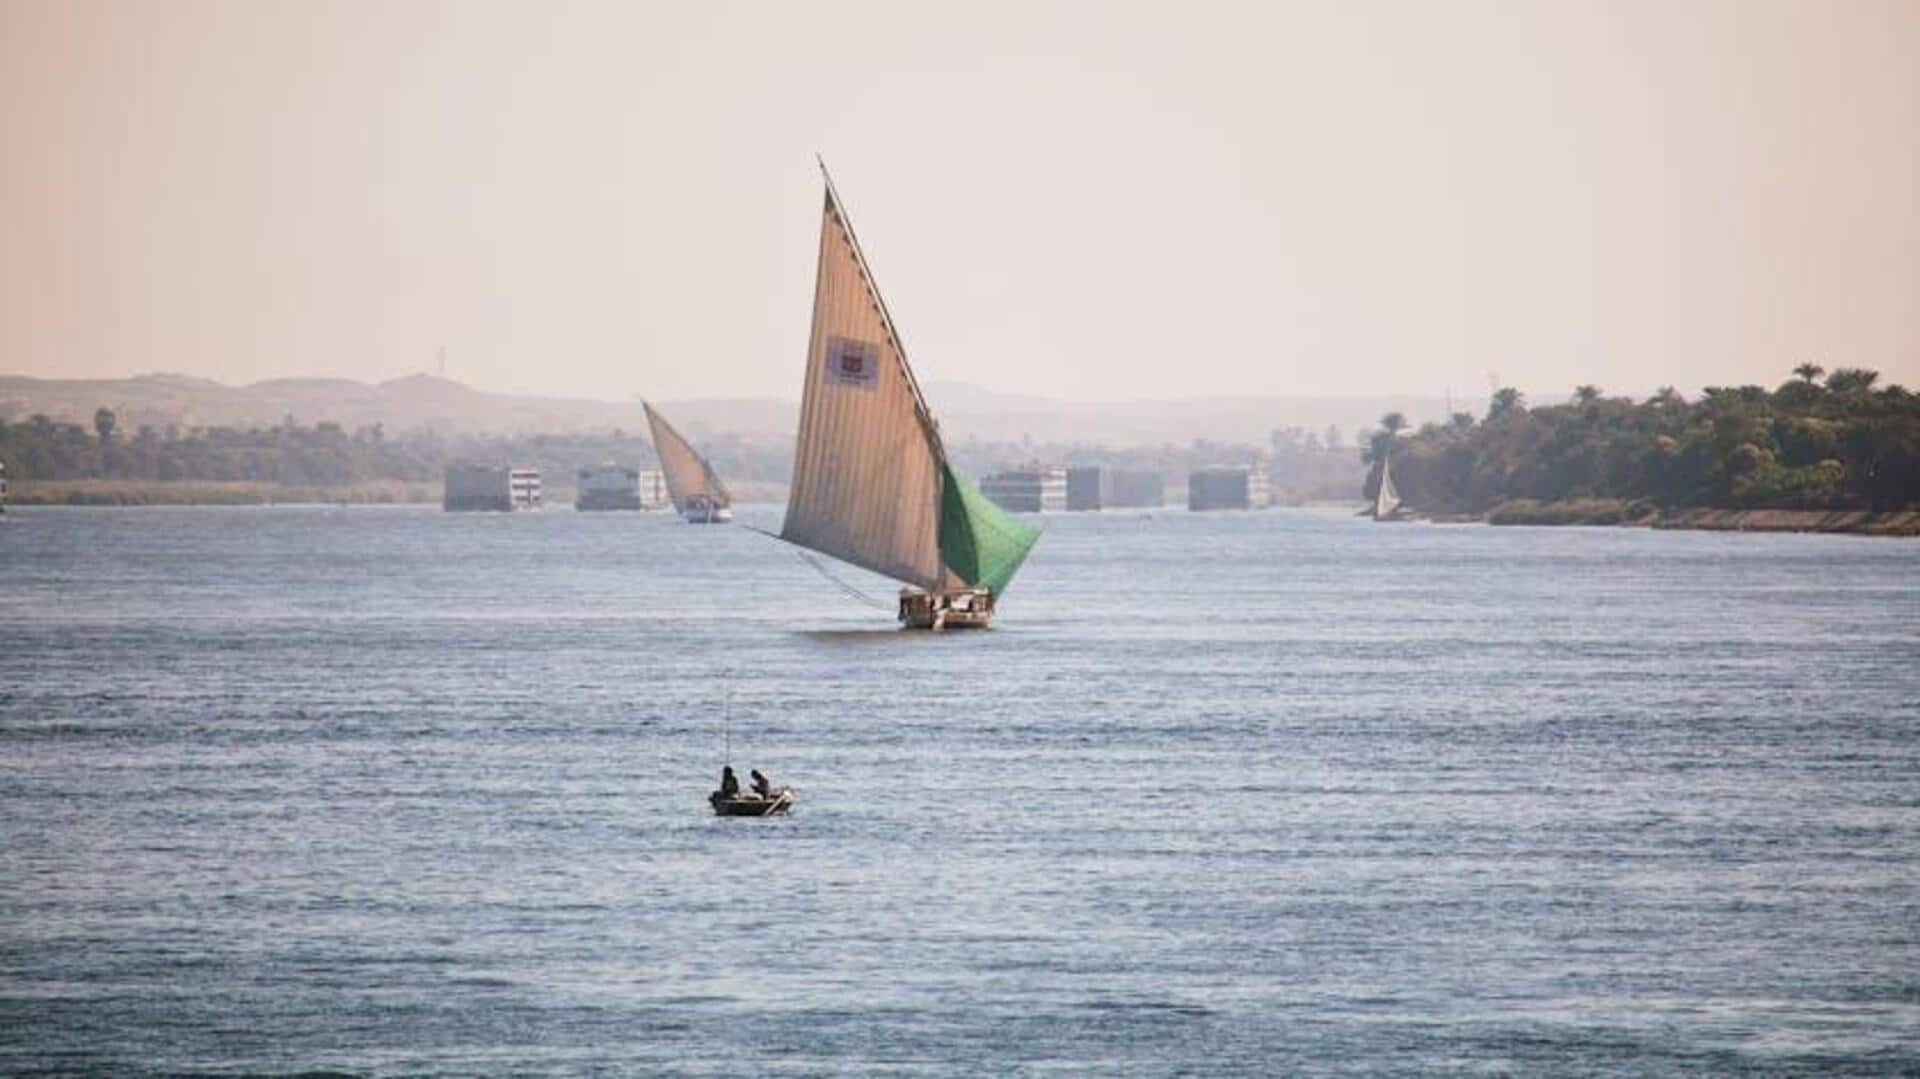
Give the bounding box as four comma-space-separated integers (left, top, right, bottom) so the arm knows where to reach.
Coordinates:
2, 0, 1916, 403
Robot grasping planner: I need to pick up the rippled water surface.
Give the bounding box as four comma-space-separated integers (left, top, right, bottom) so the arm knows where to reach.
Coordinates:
2, 505, 1917, 1073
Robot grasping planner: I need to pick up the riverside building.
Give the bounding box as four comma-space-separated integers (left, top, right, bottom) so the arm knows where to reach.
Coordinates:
638, 469, 668, 509
444, 465, 542, 512
1065, 467, 1166, 511
1066, 467, 1101, 511
980, 466, 1068, 513
575, 465, 662, 511
1188, 466, 1272, 511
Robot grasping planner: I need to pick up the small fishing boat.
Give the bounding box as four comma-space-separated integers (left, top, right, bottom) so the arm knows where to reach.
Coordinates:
709, 788, 794, 817
643, 401, 734, 524
768, 161, 1041, 628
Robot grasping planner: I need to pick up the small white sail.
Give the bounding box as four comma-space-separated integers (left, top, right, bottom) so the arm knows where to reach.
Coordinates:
1374, 451, 1402, 519
643, 401, 730, 516
778, 180, 954, 591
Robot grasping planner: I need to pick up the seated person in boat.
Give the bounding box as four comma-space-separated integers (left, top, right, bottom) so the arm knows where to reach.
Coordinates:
750, 769, 772, 799
711, 765, 740, 806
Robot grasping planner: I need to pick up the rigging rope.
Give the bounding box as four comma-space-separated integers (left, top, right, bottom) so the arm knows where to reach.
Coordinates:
793, 549, 895, 611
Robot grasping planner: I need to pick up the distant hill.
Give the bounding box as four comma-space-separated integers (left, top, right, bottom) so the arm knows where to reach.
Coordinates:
0, 371, 1480, 447
0, 373, 667, 437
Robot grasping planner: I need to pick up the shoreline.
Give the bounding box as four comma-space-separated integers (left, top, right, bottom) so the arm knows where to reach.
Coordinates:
1461, 498, 1920, 536
6, 478, 795, 507
1651, 507, 1920, 536
6, 479, 439, 507
8, 483, 1917, 536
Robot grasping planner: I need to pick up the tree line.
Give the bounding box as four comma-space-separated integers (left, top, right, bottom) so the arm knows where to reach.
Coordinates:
12, 363, 1911, 514
0, 408, 1359, 504
0, 412, 795, 490
1365, 366, 1919, 513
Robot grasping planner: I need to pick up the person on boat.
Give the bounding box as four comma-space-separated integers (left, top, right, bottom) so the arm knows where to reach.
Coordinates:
715, 765, 740, 801
749, 769, 772, 799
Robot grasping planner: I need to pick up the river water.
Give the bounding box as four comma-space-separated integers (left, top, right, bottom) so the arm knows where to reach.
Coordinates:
2, 505, 1916, 1073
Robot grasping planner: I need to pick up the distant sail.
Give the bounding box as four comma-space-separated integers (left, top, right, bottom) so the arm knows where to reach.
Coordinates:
1374, 451, 1402, 519
778, 167, 1038, 596
643, 401, 730, 516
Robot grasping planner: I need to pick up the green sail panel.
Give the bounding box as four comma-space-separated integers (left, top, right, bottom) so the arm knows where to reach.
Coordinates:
939, 464, 1041, 596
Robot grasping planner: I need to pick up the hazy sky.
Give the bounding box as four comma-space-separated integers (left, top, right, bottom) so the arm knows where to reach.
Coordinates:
3, 0, 1916, 402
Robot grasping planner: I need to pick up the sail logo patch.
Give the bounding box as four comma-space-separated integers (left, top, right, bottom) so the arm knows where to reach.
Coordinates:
825, 337, 879, 390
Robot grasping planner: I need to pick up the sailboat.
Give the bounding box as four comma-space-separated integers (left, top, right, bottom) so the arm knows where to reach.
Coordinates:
1372, 451, 1405, 520
643, 401, 733, 523
771, 161, 1040, 629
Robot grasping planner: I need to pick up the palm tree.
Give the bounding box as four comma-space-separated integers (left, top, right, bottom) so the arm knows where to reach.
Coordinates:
1380, 411, 1408, 436
1574, 385, 1602, 405
1487, 387, 1525, 420
1793, 362, 1825, 385
1362, 429, 1396, 465
1826, 368, 1880, 394
93, 407, 117, 443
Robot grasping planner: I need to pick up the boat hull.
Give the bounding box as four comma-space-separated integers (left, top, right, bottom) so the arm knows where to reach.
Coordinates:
710, 789, 793, 816
898, 586, 995, 630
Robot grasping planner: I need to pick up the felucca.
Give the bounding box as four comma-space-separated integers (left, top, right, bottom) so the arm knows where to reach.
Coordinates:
773, 162, 1040, 629
643, 401, 733, 523
1373, 451, 1404, 520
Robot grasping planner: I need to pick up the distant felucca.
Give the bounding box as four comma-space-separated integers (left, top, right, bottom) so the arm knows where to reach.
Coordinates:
772, 161, 1040, 629
643, 401, 733, 524
1372, 451, 1405, 521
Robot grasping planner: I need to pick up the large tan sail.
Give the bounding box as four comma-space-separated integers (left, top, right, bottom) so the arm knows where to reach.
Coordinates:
643, 401, 730, 514
779, 182, 954, 591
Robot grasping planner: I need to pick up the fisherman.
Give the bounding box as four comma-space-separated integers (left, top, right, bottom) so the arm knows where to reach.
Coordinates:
749, 769, 772, 799
715, 765, 740, 802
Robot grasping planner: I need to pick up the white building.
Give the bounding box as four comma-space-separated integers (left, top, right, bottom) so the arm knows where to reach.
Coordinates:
638, 469, 668, 509
980, 466, 1068, 513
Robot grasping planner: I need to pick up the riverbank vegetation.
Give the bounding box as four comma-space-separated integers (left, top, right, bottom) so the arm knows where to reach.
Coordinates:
5, 479, 437, 506
1367, 366, 1918, 515
0, 407, 1343, 506
0, 412, 795, 501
